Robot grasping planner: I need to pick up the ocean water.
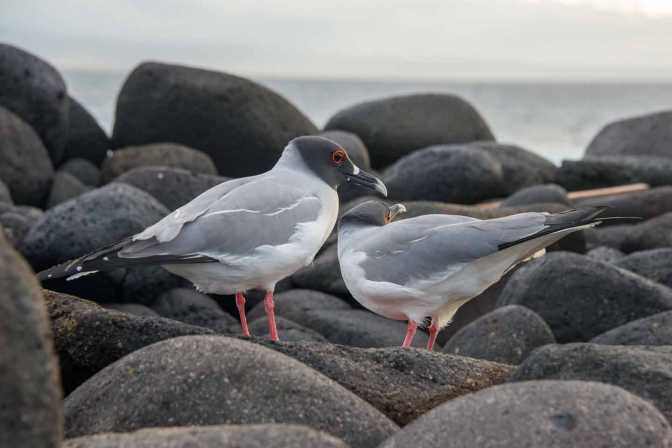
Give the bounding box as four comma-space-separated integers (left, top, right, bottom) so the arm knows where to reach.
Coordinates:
64, 70, 672, 164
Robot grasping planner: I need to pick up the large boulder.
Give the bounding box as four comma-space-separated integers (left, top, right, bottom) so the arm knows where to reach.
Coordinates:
382, 142, 555, 203
63, 425, 347, 448
0, 232, 62, 447
64, 336, 398, 447
254, 340, 513, 425
324, 94, 494, 168
443, 305, 555, 364
101, 143, 218, 182
59, 158, 101, 186
586, 246, 624, 264
291, 244, 350, 299
574, 186, 672, 221
115, 166, 227, 211
512, 343, 672, 423
63, 96, 109, 166
558, 156, 672, 190
585, 111, 672, 159
0, 105, 55, 206
591, 311, 672, 346
23, 183, 179, 303
151, 288, 237, 333
249, 316, 328, 342
46, 171, 91, 209
44, 290, 213, 394
586, 213, 672, 253
112, 62, 318, 177
0, 43, 69, 164
247, 289, 351, 322
379, 380, 672, 448
497, 252, 672, 342
501, 184, 569, 207
614, 248, 672, 288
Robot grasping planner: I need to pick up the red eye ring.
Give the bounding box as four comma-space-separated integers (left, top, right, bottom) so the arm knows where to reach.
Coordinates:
331, 149, 346, 165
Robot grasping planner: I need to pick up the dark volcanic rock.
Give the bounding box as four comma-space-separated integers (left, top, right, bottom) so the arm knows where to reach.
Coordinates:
247, 289, 351, 322
575, 186, 672, 221
249, 316, 328, 342
497, 252, 672, 342
102, 142, 218, 183
24, 182, 167, 270
512, 343, 672, 423
0, 211, 32, 248
0, 233, 62, 447
0, 43, 69, 164
379, 380, 672, 448
47, 171, 91, 208
59, 158, 101, 186
443, 305, 555, 364
324, 93, 494, 168
64, 336, 398, 447
63, 425, 348, 448
104, 303, 159, 317
24, 183, 181, 303
558, 156, 672, 190
63, 96, 109, 166
501, 184, 569, 207
586, 246, 624, 264
115, 166, 227, 210
614, 248, 672, 288
585, 111, 672, 159
297, 308, 429, 348
254, 340, 513, 425
152, 288, 237, 332
383, 142, 555, 203
0, 105, 55, 206
587, 213, 672, 253
45, 290, 213, 394
112, 62, 318, 177
0, 179, 11, 204
291, 244, 350, 298
591, 311, 672, 346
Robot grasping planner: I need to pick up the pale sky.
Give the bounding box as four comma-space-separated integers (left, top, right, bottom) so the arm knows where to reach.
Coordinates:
2, 0, 672, 80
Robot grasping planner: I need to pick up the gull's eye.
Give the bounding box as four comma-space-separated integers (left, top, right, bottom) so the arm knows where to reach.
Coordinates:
331, 149, 346, 165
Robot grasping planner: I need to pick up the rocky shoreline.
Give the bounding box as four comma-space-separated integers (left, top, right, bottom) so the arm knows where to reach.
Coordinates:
2, 42, 672, 447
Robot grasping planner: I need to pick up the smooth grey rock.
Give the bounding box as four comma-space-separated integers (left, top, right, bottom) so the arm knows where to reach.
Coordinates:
586, 246, 624, 264
575, 186, 672, 221
0, 105, 54, 206
586, 213, 672, 253
254, 339, 513, 425
586, 111, 672, 159
444, 305, 555, 364
614, 248, 672, 288
0, 43, 68, 164
47, 171, 91, 208
63, 96, 109, 166
45, 290, 213, 394
152, 288, 237, 332
115, 166, 227, 210
291, 244, 350, 299
512, 343, 672, 423
502, 184, 569, 207
102, 143, 218, 182
591, 311, 672, 346
112, 62, 317, 177
497, 252, 672, 342
63, 425, 348, 448
249, 316, 328, 342
558, 156, 672, 190
59, 158, 101, 186
325, 93, 494, 168
380, 380, 672, 448
104, 303, 160, 317
64, 335, 398, 447
0, 179, 11, 204
0, 232, 62, 447
247, 289, 351, 322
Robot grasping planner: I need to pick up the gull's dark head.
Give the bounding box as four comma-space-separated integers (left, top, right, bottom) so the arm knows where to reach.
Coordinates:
279, 136, 387, 196
340, 200, 407, 228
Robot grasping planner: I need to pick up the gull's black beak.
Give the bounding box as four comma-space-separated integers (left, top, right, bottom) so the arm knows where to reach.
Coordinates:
340, 159, 388, 197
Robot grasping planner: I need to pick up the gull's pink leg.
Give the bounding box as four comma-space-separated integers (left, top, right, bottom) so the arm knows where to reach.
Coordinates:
264, 290, 279, 342
427, 321, 439, 351
235, 292, 251, 337
401, 320, 417, 348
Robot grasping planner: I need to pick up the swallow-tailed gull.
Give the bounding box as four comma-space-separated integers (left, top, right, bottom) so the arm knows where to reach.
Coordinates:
338, 200, 613, 350
38, 136, 387, 341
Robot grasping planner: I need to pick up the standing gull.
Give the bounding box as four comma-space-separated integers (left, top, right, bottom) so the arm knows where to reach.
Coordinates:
338, 200, 618, 350
38, 136, 387, 341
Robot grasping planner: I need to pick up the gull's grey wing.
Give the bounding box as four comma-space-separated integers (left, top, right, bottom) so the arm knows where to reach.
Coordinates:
134, 174, 263, 243
355, 210, 601, 286
120, 177, 323, 261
